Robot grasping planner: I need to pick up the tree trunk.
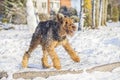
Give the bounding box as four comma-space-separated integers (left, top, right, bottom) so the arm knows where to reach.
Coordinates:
92, 0, 96, 28
26, 0, 38, 33
78, 0, 82, 30
79, 0, 84, 30
99, 0, 102, 26
83, 0, 92, 29
101, 0, 105, 26
104, 0, 108, 26
95, 0, 100, 28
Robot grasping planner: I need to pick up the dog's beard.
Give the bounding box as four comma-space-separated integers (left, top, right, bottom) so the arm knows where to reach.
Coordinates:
66, 29, 76, 37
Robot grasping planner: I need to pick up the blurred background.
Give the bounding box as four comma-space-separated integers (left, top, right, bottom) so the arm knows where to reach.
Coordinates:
0, 0, 120, 30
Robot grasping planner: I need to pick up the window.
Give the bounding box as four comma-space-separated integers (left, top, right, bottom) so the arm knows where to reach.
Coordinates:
50, 1, 60, 12
50, 2, 54, 9
56, 2, 60, 8
42, 2, 46, 9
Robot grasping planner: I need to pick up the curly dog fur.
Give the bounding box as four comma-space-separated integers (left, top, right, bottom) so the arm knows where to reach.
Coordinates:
22, 14, 80, 70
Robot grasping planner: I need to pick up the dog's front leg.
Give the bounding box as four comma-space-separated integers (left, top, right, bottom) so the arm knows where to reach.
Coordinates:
63, 40, 80, 62
47, 47, 61, 70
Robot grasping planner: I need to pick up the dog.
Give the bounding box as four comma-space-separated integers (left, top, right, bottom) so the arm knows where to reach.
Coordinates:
22, 14, 80, 70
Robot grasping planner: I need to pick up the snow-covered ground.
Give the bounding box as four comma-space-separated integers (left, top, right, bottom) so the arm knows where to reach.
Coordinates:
0, 22, 120, 80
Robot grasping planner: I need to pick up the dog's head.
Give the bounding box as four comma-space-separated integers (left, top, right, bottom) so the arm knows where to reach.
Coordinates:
56, 13, 77, 36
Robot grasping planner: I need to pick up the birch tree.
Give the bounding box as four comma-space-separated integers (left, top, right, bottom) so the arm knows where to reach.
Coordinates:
101, 0, 108, 26
78, 0, 84, 30
104, 0, 108, 25
99, 0, 103, 26
82, 0, 108, 29
26, 0, 37, 33
95, 0, 100, 28
101, 0, 106, 26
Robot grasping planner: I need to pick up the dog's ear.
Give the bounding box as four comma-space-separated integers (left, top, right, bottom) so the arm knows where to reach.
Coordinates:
56, 13, 64, 23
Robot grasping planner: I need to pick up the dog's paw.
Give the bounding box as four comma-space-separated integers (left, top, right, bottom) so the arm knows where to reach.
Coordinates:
42, 64, 51, 69
22, 57, 29, 68
53, 58, 61, 70
22, 60, 28, 68
22, 53, 29, 68
73, 56, 80, 62
41, 58, 51, 68
54, 65, 61, 70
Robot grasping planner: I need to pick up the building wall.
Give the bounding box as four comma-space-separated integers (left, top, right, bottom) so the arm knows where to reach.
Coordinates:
60, 0, 71, 7
35, 0, 72, 14
36, 0, 48, 13
48, 0, 60, 13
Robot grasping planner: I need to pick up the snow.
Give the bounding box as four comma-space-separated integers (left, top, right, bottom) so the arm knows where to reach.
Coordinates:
0, 22, 120, 80
71, 0, 81, 14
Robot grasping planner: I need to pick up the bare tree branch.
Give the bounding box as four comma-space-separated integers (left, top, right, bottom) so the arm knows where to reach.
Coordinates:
13, 62, 120, 79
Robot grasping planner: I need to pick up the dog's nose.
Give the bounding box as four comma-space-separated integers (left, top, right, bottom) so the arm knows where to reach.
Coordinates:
72, 26, 76, 30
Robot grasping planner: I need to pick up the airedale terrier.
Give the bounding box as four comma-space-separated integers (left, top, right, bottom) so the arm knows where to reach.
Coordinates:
22, 14, 80, 70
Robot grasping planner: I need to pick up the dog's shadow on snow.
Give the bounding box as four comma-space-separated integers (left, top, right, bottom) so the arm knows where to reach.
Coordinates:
18, 63, 45, 70
27, 64, 43, 69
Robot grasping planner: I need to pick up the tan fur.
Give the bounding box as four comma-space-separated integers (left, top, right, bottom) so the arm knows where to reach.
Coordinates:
22, 14, 80, 70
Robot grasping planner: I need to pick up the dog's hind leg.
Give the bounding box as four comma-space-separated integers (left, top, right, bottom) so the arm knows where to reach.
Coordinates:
47, 45, 61, 70
22, 36, 40, 68
63, 40, 80, 62
41, 47, 51, 68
